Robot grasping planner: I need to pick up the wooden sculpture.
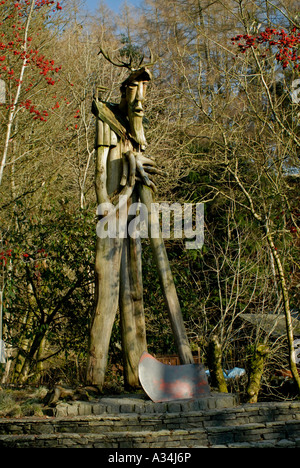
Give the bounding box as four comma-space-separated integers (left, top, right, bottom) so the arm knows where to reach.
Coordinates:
86, 50, 194, 391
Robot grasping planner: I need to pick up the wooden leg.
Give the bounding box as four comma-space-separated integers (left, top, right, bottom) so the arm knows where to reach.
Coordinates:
120, 230, 147, 389
86, 236, 123, 390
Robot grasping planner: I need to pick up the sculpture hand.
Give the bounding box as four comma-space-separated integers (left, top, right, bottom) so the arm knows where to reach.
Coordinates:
121, 151, 166, 193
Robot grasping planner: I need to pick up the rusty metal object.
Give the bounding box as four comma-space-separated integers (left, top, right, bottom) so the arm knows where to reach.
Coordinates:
138, 352, 210, 403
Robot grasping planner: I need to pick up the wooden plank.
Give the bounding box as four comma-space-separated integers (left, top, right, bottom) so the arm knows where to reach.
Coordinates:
110, 129, 118, 147
103, 122, 111, 146
92, 100, 127, 139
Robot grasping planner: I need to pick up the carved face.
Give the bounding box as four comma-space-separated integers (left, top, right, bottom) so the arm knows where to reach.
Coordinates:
125, 80, 148, 147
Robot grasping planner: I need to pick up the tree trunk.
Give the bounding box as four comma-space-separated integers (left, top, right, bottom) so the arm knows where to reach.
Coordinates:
207, 335, 228, 393
17, 330, 46, 384
11, 307, 34, 383
32, 336, 46, 385
265, 232, 300, 393
246, 344, 269, 403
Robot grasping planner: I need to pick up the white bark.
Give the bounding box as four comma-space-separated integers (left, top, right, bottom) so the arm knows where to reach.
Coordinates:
0, 0, 36, 186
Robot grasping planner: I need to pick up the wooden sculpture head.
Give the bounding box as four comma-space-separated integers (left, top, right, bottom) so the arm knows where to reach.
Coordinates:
119, 67, 152, 148
98, 48, 155, 148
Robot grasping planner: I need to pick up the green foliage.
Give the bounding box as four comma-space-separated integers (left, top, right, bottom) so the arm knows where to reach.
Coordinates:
120, 35, 144, 63
1, 201, 95, 383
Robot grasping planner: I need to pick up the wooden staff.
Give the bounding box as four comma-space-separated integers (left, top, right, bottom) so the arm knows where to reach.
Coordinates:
138, 184, 194, 365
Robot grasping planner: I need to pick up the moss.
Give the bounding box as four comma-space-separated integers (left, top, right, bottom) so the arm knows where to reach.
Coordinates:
0, 387, 48, 418
247, 344, 269, 403
207, 335, 228, 393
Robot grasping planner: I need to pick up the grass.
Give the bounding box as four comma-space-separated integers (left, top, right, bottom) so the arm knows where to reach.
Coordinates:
0, 387, 48, 418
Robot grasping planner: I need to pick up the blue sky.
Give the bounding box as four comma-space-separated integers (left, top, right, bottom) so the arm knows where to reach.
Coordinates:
84, 0, 142, 13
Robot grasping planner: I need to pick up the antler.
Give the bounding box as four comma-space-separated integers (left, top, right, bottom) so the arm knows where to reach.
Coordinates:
142, 49, 157, 68
98, 47, 134, 70
98, 47, 157, 71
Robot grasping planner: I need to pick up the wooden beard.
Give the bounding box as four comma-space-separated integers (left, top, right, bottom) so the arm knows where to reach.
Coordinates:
128, 109, 147, 148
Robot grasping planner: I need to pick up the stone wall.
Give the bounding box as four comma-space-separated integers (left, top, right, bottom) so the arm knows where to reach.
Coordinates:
54, 393, 239, 417
0, 399, 300, 448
